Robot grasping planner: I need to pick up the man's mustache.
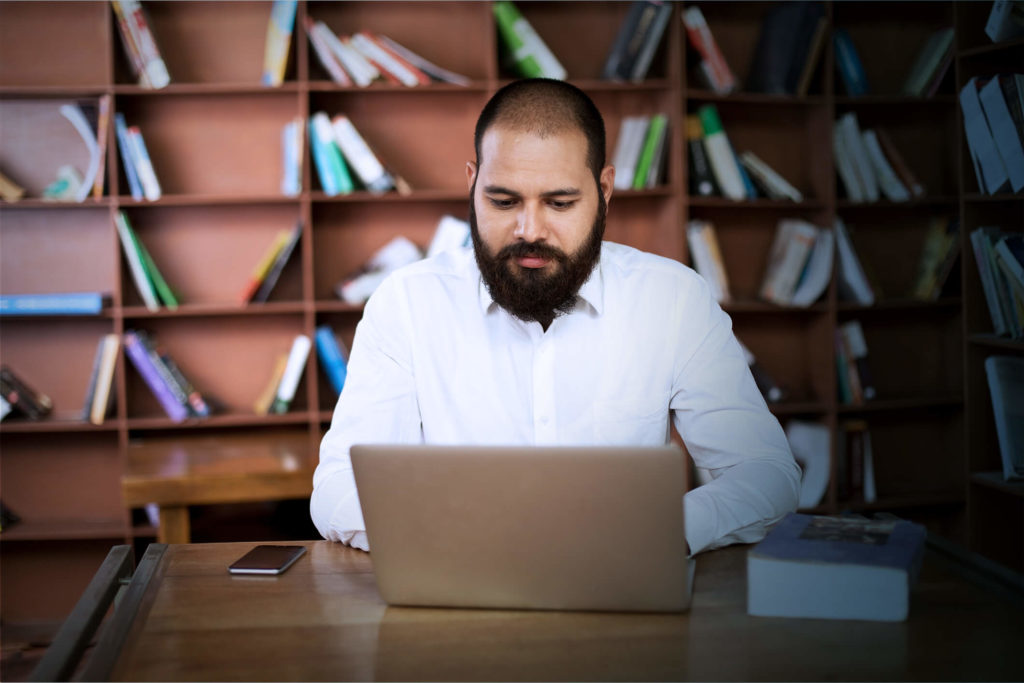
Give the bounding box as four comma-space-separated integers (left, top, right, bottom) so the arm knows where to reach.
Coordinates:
496, 241, 568, 262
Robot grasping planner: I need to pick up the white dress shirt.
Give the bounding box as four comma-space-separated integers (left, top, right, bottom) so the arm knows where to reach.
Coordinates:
312, 242, 800, 554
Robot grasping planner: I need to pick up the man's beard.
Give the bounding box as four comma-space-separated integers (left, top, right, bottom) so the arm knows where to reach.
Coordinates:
469, 181, 606, 325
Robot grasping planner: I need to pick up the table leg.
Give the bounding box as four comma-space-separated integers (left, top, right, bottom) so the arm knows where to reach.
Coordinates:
158, 505, 191, 544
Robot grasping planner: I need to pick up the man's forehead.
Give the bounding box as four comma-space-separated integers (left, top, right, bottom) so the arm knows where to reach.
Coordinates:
477, 125, 591, 182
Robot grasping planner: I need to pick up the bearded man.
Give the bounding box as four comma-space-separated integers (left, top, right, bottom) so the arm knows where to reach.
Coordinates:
311, 79, 800, 555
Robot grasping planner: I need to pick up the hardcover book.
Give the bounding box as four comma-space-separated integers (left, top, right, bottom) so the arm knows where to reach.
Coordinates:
748, 513, 926, 621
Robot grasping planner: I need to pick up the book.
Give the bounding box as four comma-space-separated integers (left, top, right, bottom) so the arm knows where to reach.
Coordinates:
910, 217, 960, 300
834, 217, 874, 305
784, 420, 829, 509
335, 235, 422, 304
305, 17, 352, 86
747, 1, 823, 95
373, 33, 472, 87
252, 220, 302, 304
840, 320, 876, 402
111, 0, 150, 88
685, 115, 717, 196
874, 128, 925, 199
611, 116, 650, 191
92, 94, 112, 198
747, 512, 926, 621
971, 227, 1011, 336
351, 31, 430, 87
795, 15, 828, 97
0, 170, 25, 202
0, 366, 53, 420
984, 355, 1024, 480
0, 292, 107, 316
127, 126, 161, 201
426, 215, 471, 259
270, 334, 312, 414
239, 229, 292, 304
837, 112, 879, 202
686, 220, 730, 304
632, 114, 668, 189
59, 103, 100, 203
602, 1, 671, 83
111, 0, 170, 89
315, 325, 349, 397
738, 151, 803, 202
978, 76, 1024, 193
733, 149, 758, 199
790, 227, 833, 307
146, 335, 211, 418
115, 210, 159, 311
330, 115, 395, 193
114, 113, 144, 201
0, 397, 10, 422
261, 0, 298, 87
960, 77, 1011, 195
862, 129, 910, 202
784, 4, 826, 94
833, 27, 869, 96
833, 124, 864, 202
759, 219, 818, 305
123, 330, 188, 422
738, 339, 785, 404
681, 6, 736, 95
986, 0, 1024, 43
281, 116, 302, 197
995, 234, 1024, 291
88, 334, 120, 425
117, 211, 178, 309
697, 105, 745, 201
901, 27, 954, 97
314, 22, 377, 87
492, 1, 566, 80
309, 111, 354, 195
254, 353, 289, 415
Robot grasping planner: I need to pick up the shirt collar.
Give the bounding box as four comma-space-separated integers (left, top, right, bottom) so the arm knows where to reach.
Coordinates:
477, 251, 605, 317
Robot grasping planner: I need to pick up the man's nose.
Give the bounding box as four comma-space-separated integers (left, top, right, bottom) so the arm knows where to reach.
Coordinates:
514, 203, 547, 242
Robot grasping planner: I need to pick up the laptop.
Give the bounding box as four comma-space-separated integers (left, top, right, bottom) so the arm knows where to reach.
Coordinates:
350, 444, 694, 613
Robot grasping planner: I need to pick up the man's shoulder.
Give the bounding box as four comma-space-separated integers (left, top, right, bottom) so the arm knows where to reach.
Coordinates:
601, 241, 700, 287
370, 247, 477, 305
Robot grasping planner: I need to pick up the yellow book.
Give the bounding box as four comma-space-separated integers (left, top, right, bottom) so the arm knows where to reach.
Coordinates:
239, 229, 291, 304
254, 354, 289, 415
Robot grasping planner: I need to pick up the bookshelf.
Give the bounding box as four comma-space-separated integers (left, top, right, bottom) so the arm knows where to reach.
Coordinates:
0, 1, 1018, 630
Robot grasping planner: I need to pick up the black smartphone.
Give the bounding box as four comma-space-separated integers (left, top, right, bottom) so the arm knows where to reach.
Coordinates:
228, 545, 307, 575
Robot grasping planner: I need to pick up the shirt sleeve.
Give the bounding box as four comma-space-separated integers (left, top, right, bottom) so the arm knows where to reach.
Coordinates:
310, 274, 422, 549
669, 274, 802, 555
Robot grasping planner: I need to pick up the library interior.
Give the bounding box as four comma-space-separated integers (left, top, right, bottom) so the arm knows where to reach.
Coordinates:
1, 1, 1022, 681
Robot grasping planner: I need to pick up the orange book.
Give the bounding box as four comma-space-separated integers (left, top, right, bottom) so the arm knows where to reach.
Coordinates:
239, 229, 291, 304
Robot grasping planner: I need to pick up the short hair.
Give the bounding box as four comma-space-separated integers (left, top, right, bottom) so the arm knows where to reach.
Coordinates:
473, 79, 606, 183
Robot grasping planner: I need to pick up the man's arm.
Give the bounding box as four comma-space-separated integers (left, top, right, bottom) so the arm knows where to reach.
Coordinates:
311, 275, 422, 550
669, 274, 801, 555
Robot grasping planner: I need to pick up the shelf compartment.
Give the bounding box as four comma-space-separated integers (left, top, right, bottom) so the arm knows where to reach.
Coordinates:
0, 1, 110, 88
733, 315, 834, 407
971, 472, 1024, 498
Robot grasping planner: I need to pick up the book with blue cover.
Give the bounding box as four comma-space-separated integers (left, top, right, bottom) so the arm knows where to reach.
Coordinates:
315, 324, 349, 397
0, 292, 107, 315
748, 512, 926, 621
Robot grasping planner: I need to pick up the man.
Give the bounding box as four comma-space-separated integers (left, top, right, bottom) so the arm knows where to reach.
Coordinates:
312, 79, 800, 554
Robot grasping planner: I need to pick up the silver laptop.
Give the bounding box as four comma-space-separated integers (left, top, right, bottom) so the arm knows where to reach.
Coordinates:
350, 444, 694, 613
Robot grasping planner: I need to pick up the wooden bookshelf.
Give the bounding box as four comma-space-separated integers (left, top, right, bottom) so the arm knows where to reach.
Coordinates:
0, 0, 1019, 626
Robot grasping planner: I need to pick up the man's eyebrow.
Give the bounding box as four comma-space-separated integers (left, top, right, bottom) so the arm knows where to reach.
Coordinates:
482, 185, 582, 197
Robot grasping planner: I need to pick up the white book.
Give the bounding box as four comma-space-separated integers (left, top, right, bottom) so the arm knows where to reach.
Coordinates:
58, 104, 100, 203
611, 116, 649, 190
317, 22, 377, 86
978, 77, 1024, 193
281, 118, 301, 197
686, 220, 729, 303
306, 17, 350, 85
115, 211, 159, 311
127, 128, 161, 201
114, 0, 170, 89
838, 112, 879, 202
790, 228, 834, 307
375, 33, 471, 86
862, 130, 910, 202
833, 126, 864, 202
350, 32, 421, 87
960, 77, 1010, 194
760, 220, 818, 305
273, 334, 312, 410
834, 217, 875, 305
738, 150, 803, 202
90, 334, 120, 425
785, 420, 830, 509
330, 115, 394, 192
0, 396, 11, 421
427, 215, 470, 258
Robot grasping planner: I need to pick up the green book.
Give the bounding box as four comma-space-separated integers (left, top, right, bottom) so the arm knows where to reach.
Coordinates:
119, 211, 178, 308
632, 114, 668, 189
493, 1, 566, 80
326, 138, 355, 194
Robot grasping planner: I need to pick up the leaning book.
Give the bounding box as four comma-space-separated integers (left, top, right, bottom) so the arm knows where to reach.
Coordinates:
748, 513, 926, 622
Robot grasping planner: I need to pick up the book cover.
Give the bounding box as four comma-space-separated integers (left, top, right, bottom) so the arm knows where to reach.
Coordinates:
960, 77, 1011, 195
252, 221, 302, 304
135, 330, 196, 417
492, 1, 566, 80
748, 512, 926, 621
901, 27, 954, 97
978, 76, 1024, 193
373, 33, 471, 87
270, 334, 312, 414
632, 114, 667, 189
760, 219, 818, 305
89, 334, 120, 425
790, 228, 833, 307
239, 229, 291, 304
330, 115, 395, 193
114, 113, 143, 201
861, 130, 910, 202
611, 116, 649, 191
305, 17, 352, 86
111, 0, 151, 88
838, 112, 879, 202
685, 115, 717, 196
681, 6, 736, 94
132, 229, 178, 308
986, 0, 1024, 43
261, 0, 298, 87
113, 0, 170, 89
254, 353, 289, 415
985, 355, 1024, 480
315, 324, 349, 397
971, 227, 1009, 335
115, 210, 159, 311
123, 330, 188, 422
0, 366, 53, 420
910, 217, 958, 300
833, 27, 869, 96
697, 105, 745, 200
0, 292, 106, 316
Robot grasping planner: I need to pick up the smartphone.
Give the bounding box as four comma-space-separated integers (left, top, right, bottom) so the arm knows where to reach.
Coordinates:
228, 544, 307, 575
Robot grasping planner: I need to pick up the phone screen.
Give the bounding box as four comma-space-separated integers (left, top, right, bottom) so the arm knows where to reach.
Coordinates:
228, 545, 307, 575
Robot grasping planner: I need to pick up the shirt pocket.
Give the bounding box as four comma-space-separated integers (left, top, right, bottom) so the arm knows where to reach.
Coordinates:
591, 393, 669, 446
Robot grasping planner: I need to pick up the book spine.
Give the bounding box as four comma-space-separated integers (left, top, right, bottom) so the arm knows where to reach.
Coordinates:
374, 33, 471, 86
833, 125, 864, 202
81, 337, 105, 420
305, 17, 352, 86
0, 292, 105, 315
127, 127, 161, 201
739, 151, 803, 202
115, 211, 160, 311
270, 334, 312, 414
315, 325, 348, 396
319, 25, 377, 86
239, 229, 291, 304
119, 0, 170, 89
252, 221, 302, 303
681, 6, 736, 94
601, 1, 645, 80
135, 331, 195, 416
628, 3, 672, 83
698, 105, 746, 200
111, 0, 151, 88
254, 354, 289, 415
960, 77, 1010, 195
686, 115, 717, 196
90, 334, 120, 425
261, 0, 298, 87
686, 221, 726, 303
492, 1, 566, 80
970, 228, 1008, 335
308, 115, 338, 195
159, 352, 210, 418
0, 367, 53, 417
632, 114, 667, 189
861, 130, 910, 202
978, 77, 1024, 193
133, 233, 178, 308
833, 29, 868, 96
123, 331, 188, 422
351, 32, 423, 87
114, 113, 144, 201
93, 94, 112, 199
330, 115, 393, 192
281, 118, 300, 197
839, 113, 879, 202
874, 128, 925, 198
363, 32, 432, 86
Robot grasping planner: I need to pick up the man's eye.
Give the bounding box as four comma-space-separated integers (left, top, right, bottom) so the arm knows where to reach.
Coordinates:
549, 200, 576, 210
488, 198, 516, 209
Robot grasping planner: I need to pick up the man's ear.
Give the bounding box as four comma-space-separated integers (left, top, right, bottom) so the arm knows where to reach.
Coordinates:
599, 164, 615, 205
466, 161, 478, 191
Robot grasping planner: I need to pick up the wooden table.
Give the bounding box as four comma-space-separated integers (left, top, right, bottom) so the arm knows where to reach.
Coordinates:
121, 433, 313, 544
75, 540, 1024, 681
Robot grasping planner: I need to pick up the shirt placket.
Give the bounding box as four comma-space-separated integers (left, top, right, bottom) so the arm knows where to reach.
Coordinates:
532, 328, 557, 444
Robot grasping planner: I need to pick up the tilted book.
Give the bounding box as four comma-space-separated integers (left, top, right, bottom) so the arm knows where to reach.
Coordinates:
123, 330, 188, 422
315, 325, 349, 398
261, 0, 298, 87
270, 334, 312, 414
748, 513, 926, 621
681, 6, 736, 94
492, 1, 566, 80
984, 355, 1024, 480
252, 221, 302, 304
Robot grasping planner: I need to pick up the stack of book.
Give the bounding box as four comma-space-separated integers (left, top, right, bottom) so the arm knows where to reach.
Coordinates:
959, 74, 1024, 196
115, 114, 162, 201
307, 18, 470, 87
834, 113, 925, 203
601, 1, 672, 83
112, 0, 170, 89
971, 228, 1024, 338
115, 211, 177, 311
610, 114, 669, 191
238, 221, 302, 305
124, 330, 210, 422
309, 112, 404, 196
835, 320, 876, 406
254, 334, 311, 415
759, 219, 833, 307
0, 366, 52, 421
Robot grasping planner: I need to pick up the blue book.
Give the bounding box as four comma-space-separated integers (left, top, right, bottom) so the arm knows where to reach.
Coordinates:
733, 149, 758, 199
833, 28, 869, 96
0, 292, 106, 315
114, 113, 144, 200
308, 118, 338, 196
315, 324, 348, 397
748, 512, 926, 621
